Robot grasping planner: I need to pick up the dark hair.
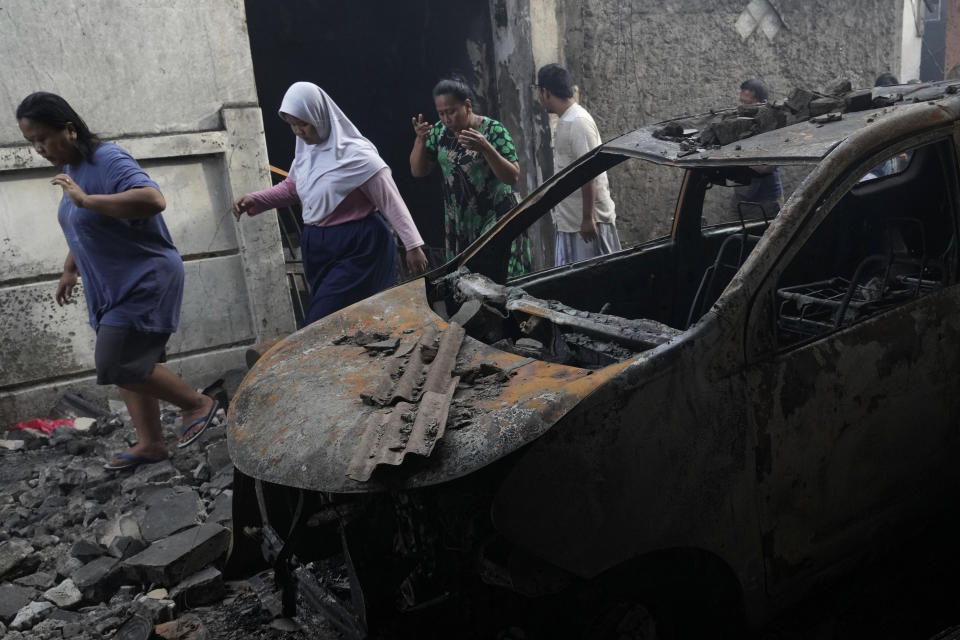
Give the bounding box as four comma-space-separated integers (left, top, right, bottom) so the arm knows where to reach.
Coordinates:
432, 78, 474, 104
537, 64, 574, 99
739, 78, 769, 102
874, 72, 899, 87
15, 92, 100, 163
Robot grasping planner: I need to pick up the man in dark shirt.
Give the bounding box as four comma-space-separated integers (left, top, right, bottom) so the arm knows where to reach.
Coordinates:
734, 78, 782, 218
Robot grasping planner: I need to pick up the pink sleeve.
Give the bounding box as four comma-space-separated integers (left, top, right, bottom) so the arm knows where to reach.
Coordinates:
246, 178, 300, 215
358, 168, 425, 250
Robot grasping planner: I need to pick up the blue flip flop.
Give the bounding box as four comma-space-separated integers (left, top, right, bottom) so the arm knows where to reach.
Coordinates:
177, 398, 222, 448
103, 453, 166, 471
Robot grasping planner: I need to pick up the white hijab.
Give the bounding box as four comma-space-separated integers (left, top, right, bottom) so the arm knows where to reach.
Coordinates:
280, 82, 386, 224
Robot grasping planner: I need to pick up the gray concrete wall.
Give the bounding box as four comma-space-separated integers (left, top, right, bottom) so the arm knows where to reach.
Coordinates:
489, 0, 557, 269
0, 0, 294, 425
545, 0, 904, 244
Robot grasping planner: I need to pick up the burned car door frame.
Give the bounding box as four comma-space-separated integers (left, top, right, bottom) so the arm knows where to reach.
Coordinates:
742, 124, 960, 606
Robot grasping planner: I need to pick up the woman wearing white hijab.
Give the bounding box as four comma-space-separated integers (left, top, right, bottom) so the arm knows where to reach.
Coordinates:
234, 82, 428, 323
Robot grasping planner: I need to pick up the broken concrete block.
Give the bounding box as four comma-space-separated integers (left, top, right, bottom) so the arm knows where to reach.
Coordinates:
204, 441, 231, 473
203, 466, 234, 495
30, 535, 59, 550
58, 468, 88, 491
205, 491, 232, 526
65, 439, 94, 456
17, 488, 45, 509
71, 556, 121, 603
108, 585, 139, 606
701, 117, 757, 146
0, 583, 37, 622
70, 539, 106, 563
0, 440, 25, 452
96, 513, 143, 549
124, 523, 230, 587
73, 417, 96, 432
140, 488, 202, 543
131, 594, 176, 624
5, 428, 50, 450
809, 97, 844, 117
0, 539, 35, 580
653, 121, 684, 140
49, 425, 78, 447
14, 571, 54, 589
169, 567, 224, 608
844, 89, 874, 112
47, 606, 83, 622
54, 555, 83, 581
785, 87, 815, 113
824, 78, 852, 95
753, 103, 786, 132
9, 600, 53, 631
108, 535, 148, 560
42, 579, 81, 609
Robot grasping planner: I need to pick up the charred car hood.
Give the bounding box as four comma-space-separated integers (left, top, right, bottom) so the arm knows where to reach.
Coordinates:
226, 278, 633, 493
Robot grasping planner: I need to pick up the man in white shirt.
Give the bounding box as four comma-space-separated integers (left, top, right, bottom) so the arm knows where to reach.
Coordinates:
536, 64, 622, 266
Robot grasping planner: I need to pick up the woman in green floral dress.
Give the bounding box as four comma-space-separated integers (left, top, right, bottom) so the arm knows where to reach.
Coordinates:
410, 79, 532, 277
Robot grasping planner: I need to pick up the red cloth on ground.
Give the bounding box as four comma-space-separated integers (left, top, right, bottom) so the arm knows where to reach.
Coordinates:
9, 418, 74, 434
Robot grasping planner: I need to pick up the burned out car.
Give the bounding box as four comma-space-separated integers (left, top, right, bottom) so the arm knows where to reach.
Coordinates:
227, 82, 960, 638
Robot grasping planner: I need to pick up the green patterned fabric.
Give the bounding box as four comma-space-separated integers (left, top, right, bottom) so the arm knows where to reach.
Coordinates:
425, 117, 531, 277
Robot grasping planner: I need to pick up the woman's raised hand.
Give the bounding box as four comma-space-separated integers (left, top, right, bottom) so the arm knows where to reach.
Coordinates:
232, 195, 255, 221
405, 246, 429, 276
411, 114, 432, 140
456, 128, 489, 153
51, 174, 87, 208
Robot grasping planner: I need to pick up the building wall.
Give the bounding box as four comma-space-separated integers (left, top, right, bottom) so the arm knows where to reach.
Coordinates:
0, 0, 294, 424
902, 0, 924, 82
549, 0, 904, 244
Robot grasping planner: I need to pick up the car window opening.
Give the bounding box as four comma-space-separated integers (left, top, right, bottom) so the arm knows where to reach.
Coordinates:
775, 140, 958, 348
428, 158, 824, 368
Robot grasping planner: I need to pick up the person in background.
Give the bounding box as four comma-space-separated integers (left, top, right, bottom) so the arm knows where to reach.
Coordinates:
16, 92, 222, 470
234, 82, 428, 323
536, 63, 621, 266
409, 78, 532, 277
874, 72, 900, 87
735, 78, 782, 218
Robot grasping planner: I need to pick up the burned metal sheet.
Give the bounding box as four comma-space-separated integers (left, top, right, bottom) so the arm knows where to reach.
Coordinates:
348, 323, 465, 481
347, 380, 458, 482
504, 294, 681, 351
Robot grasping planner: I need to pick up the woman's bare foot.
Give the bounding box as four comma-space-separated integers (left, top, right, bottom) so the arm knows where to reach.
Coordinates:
104, 441, 169, 469
178, 394, 217, 445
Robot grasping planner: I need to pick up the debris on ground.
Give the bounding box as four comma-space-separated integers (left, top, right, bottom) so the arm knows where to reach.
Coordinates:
0, 384, 342, 639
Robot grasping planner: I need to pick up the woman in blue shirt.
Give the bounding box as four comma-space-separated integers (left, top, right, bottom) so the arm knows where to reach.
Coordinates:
16, 92, 221, 469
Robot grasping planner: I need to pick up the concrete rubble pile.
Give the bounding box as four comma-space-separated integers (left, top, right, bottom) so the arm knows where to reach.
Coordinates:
0, 384, 297, 640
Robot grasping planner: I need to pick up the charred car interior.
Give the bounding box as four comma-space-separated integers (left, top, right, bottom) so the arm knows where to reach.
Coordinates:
227, 82, 960, 639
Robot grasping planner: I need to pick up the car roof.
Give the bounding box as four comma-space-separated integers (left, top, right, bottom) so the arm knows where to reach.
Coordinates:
603, 80, 960, 167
